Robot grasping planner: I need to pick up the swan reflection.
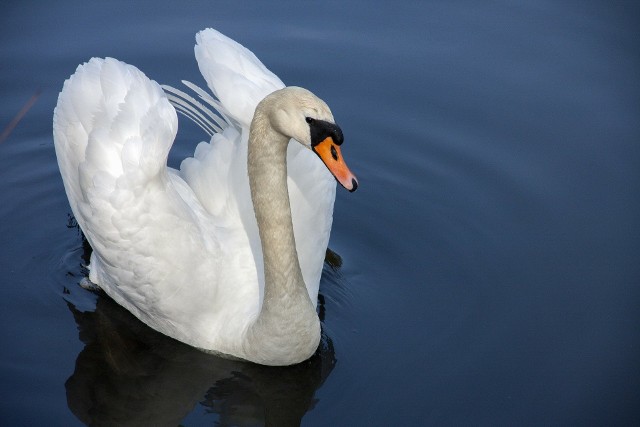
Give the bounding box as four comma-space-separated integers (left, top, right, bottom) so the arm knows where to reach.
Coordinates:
65, 293, 336, 426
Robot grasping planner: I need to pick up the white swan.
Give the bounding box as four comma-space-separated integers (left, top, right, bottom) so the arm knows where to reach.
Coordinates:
53, 29, 357, 366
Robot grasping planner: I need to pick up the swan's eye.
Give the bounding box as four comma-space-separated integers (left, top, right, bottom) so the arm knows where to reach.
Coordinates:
305, 117, 314, 124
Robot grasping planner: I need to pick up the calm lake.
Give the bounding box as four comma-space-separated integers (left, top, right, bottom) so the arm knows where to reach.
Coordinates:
1, 1, 638, 425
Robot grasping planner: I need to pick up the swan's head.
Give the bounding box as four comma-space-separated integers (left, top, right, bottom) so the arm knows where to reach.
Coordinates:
268, 87, 358, 192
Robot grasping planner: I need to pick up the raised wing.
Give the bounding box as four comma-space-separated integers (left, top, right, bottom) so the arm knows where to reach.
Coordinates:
194, 28, 285, 127
53, 57, 178, 220
53, 58, 227, 334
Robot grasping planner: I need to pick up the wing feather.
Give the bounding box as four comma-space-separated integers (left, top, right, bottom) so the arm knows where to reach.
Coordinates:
194, 28, 285, 127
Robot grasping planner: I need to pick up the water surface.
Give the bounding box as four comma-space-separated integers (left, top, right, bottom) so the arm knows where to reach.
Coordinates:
1, 1, 639, 425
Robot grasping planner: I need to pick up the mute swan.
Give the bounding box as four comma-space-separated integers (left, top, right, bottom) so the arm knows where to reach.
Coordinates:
53, 29, 358, 366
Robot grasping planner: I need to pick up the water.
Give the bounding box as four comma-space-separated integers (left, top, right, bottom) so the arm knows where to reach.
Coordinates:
1, 1, 639, 425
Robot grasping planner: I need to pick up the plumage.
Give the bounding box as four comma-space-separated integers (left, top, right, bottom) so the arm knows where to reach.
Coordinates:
53, 28, 357, 365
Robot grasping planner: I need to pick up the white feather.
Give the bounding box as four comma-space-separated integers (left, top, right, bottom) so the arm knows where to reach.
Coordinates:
53, 29, 337, 363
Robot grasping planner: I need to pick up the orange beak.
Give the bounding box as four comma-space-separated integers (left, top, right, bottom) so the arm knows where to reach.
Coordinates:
312, 137, 358, 192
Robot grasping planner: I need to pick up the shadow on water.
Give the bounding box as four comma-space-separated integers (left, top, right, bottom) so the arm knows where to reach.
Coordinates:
62, 227, 337, 427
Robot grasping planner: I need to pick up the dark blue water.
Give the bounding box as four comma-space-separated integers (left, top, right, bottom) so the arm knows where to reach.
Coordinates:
1, 1, 639, 425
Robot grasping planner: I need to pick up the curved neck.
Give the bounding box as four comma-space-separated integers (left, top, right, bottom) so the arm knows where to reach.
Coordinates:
248, 114, 305, 299
244, 104, 319, 365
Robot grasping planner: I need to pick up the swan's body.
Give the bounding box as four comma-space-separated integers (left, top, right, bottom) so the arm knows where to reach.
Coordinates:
53, 29, 357, 365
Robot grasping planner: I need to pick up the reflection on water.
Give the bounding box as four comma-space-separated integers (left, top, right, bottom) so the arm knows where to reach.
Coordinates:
65, 295, 335, 427
63, 233, 336, 427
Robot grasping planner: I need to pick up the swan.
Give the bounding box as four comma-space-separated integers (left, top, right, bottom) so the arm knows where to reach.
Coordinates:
53, 28, 358, 366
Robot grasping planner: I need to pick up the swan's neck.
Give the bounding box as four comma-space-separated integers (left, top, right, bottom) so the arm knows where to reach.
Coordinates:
244, 107, 320, 365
